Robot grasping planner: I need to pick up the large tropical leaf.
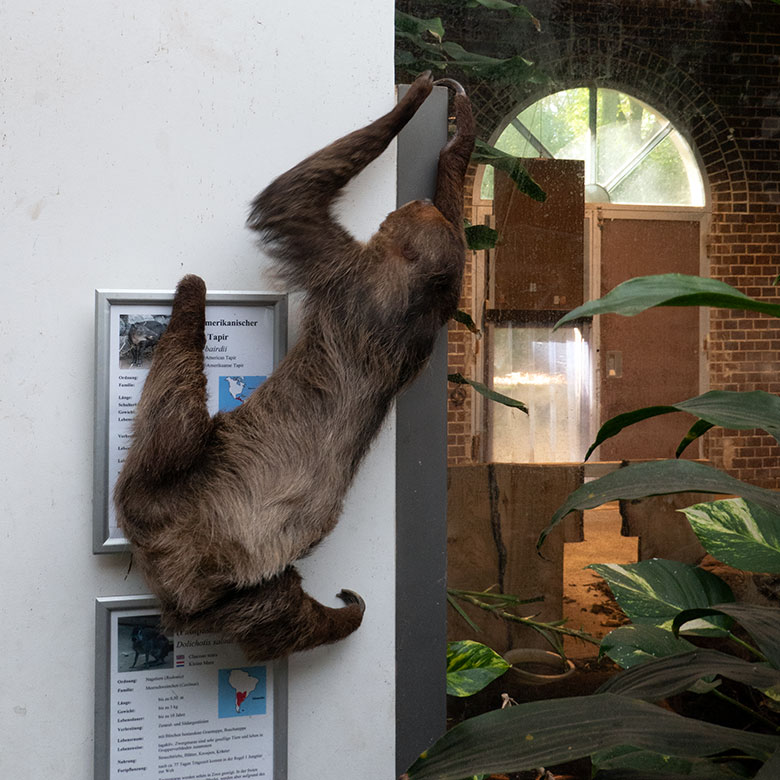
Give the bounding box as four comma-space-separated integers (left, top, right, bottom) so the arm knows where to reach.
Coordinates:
465, 0, 541, 30
600, 625, 697, 669
589, 560, 734, 635
584, 390, 780, 460
472, 139, 547, 201
680, 498, 780, 574
394, 10, 445, 40
597, 648, 780, 700
676, 419, 716, 458
402, 694, 779, 780
448, 372, 528, 413
595, 765, 748, 779
595, 772, 732, 780
593, 745, 752, 778
673, 603, 780, 669
439, 41, 544, 84
446, 640, 510, 697
555, 273, 780, 330
755, 749, 780, 779
538, 459, 780, 548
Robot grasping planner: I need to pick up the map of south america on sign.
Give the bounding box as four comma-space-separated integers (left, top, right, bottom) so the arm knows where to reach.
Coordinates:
218, 667, 267, 718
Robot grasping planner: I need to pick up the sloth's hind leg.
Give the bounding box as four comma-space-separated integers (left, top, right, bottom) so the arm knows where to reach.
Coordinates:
209, 568, 365, 662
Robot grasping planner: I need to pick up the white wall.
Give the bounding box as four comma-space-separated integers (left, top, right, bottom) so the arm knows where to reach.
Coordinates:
0, 2, 397, 777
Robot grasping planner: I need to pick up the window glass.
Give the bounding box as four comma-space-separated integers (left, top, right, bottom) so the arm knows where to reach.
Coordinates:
517, 87, 591, 159
490, 321, 592, 463
610, 134, 699, 205
596, 90, 667, 184
483, 87, 705, 206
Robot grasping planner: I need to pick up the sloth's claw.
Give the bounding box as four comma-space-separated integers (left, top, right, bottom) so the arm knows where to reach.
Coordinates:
337, 589, 366, 613
433, 78, 467, 96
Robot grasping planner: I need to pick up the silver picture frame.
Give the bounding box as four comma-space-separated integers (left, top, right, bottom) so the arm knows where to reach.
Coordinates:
95, 595, 288, 780
93, 289, 287, 553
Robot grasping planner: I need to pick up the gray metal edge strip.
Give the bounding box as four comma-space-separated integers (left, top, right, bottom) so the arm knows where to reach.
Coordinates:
394, 84, 449, 776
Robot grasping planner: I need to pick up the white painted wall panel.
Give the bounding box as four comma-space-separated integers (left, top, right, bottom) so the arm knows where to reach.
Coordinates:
0, 2, 396, 777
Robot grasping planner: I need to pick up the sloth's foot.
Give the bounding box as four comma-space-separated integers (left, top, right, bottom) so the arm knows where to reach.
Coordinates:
337, 589, 366, 613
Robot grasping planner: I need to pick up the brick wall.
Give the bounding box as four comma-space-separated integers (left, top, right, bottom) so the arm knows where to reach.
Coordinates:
399, 0, 780, 486
447, 165, 489, 464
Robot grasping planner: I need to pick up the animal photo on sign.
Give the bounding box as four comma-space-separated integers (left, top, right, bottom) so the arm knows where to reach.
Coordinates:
117, 615, 173, 673
118, 314, 170, 369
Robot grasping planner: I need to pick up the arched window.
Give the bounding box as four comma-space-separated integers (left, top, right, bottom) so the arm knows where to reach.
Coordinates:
482, 87, 705, 207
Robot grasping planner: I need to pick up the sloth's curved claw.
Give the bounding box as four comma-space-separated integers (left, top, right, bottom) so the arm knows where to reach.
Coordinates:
337, 589, 366, 613
433, 78, 467, 96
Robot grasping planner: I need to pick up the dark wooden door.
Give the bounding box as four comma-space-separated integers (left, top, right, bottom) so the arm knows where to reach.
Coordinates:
598, 218, 701, 460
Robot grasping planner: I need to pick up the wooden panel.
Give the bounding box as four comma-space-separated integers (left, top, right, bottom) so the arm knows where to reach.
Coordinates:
599, 219, 700, 461
619, 492, 710, 565
493, 159, 585, 311
447, 464, 584, 652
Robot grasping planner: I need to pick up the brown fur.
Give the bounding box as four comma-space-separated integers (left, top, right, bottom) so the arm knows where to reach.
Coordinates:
115, 72, 475, 661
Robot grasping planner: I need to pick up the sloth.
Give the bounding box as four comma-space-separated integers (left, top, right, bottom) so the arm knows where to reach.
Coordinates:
115, 71, 475, 661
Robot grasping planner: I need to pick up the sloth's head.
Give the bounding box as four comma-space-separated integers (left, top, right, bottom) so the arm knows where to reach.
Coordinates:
362, 200, 465, 329
376, 199, 463, 272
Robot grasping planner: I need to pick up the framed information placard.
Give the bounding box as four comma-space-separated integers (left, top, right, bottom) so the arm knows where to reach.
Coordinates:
95, 596, 287, 780
93, 289, 287, 553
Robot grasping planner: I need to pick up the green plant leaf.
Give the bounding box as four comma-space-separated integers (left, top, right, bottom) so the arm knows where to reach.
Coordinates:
680, 498, 780, 574
394, 10, 445, 39
676, 419, 715, 458
584, 390, 780, 461
595, 771, 740, 780
593, 745, 751, 778
601, 625, 697, 669
447, 593, 482, 633
448, 372, 528, 413
594, 771, 744, 780
555, 273, 780, 330
439, 42, 543, 84
465, 224, 499, 250
755, 749, 780, 779
446, 640, 510, 697
395, 50, 418, 67
472, 139, 547, 201
465, 0, 541, 30
452, 309, 481, 335
589, 560, 734, 635
598, 648, 780, 700
403, 693, 780, 779
673, 603, 780, 669
539, 459, 780, 549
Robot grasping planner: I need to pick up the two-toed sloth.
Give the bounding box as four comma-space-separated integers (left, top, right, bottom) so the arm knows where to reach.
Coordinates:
115, 72, 475, 661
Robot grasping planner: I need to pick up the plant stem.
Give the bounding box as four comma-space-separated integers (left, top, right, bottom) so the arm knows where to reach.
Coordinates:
447, 588, 601, 647
728, 632, 768, 662
448, 587, 543, 605
710, 689, 780, 733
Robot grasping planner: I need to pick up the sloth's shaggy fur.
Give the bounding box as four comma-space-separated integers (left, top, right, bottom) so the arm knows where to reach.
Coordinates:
115, 72, 475, 661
